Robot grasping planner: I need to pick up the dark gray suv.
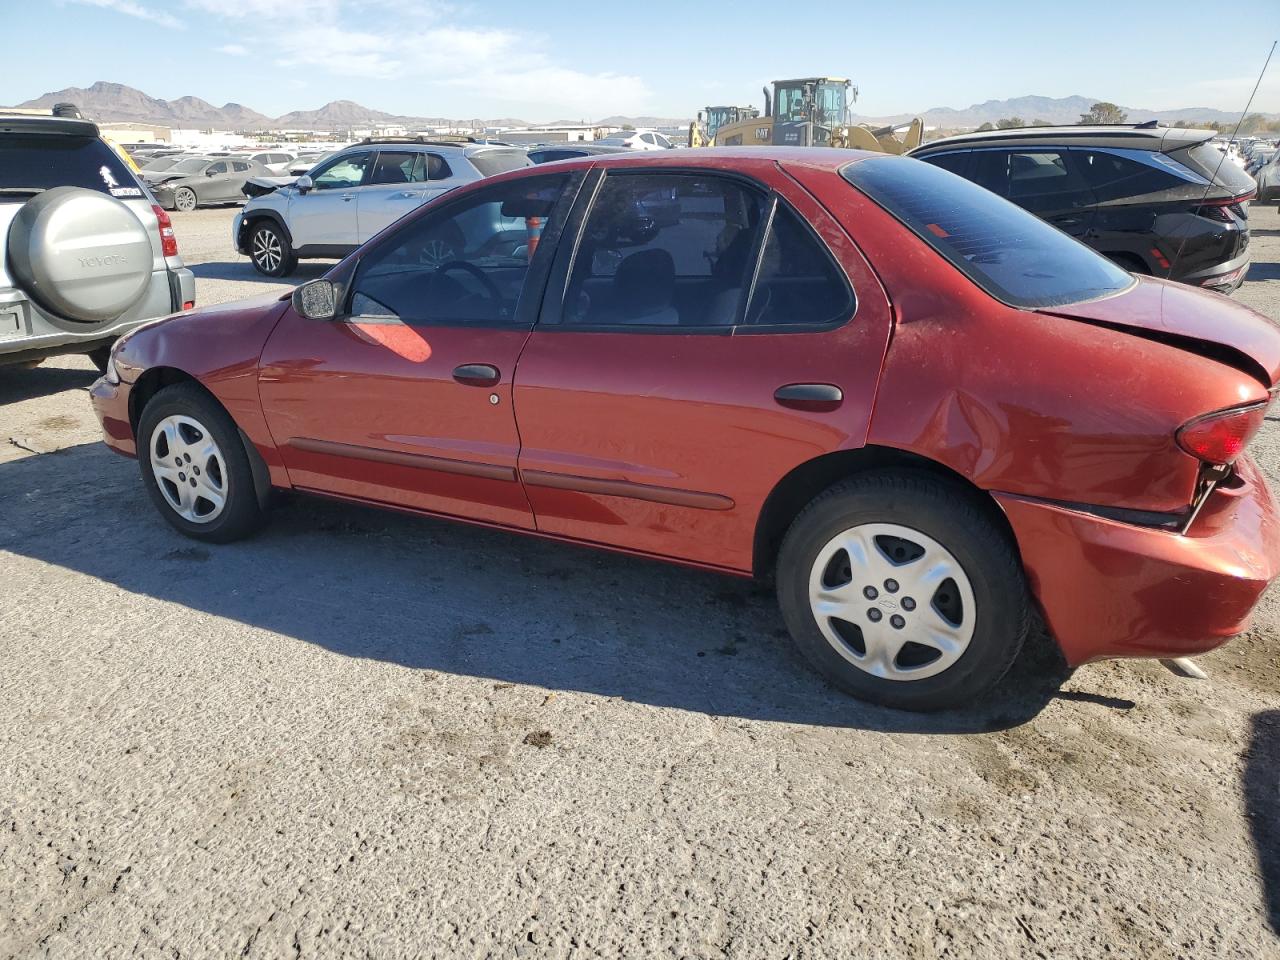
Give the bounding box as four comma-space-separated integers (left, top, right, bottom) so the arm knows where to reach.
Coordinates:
909, 124, 1256, 293
1, 112, 195, 370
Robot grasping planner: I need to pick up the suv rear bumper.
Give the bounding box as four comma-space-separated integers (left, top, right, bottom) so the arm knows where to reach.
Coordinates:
995, 455, 1280, 665
0, 265, 193, 365
1178, 246, 1250, 294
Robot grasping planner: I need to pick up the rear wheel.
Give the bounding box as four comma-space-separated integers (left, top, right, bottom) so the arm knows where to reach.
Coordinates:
137, 383, 266, 542
248, 220, 297, 277
776, 471, 1030, 711
174, 187, 198, 213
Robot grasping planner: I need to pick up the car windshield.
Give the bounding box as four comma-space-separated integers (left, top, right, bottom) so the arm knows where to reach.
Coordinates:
169, 159, 209, 174
467, 149, 532, 177
842, 156, 1134, 309
0, 134, 140, 198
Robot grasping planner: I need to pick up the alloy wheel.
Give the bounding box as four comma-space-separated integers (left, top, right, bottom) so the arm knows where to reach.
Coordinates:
419, 239, 457, 269
807, 522, 976, 681
253, 228, 283, 273
149, 414, 228, 524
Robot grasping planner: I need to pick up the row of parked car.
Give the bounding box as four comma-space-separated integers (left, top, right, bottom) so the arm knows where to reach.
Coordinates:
1, 105, 1269, 374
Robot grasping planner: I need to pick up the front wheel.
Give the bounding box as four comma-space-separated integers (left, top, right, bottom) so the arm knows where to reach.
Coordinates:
249, 220, 297, 277
137, 382, 267, 542
776, 471, 1030, 712
174, 187, 198, 212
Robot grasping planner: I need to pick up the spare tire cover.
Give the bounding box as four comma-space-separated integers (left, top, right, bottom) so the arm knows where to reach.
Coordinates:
7, 186, 153, 324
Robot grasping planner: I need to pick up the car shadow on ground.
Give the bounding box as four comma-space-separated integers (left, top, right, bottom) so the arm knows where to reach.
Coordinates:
0, 442, 1087, 734
1245, 710, 1280, 934
0, 362, 97, 404
190, 261, 335, 284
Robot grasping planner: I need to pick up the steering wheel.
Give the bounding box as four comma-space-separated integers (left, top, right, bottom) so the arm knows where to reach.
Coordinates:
435, 260, 502, 304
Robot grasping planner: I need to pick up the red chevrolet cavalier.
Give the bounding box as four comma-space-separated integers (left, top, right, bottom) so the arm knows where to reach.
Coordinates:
90, 149, 1280, 711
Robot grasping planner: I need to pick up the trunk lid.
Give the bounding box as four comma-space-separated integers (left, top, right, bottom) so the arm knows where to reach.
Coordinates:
1038, 276, 1280, 387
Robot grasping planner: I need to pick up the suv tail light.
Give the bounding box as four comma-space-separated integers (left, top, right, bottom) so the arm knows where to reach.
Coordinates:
1195, 191, 1254, 223
1176, 401, 1269, 464
152, 204, 179, 258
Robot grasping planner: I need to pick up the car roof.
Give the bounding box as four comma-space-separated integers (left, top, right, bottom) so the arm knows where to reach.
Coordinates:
332, 139, 516, 157
504, 146, 880, 176
0, 113, 101, 138
911, 124, 1217, 155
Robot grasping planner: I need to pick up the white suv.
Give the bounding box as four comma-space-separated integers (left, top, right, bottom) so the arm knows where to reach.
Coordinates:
234, 138, 531, 276
1, 111, 195, 371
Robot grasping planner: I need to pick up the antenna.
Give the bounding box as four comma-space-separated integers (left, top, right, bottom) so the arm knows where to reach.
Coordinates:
1166, 41, 1275, 282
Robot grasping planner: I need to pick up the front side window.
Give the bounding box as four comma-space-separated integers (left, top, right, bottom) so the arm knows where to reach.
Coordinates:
348, 175, 569, 326
843, 156, 1134, 309
560, 173, 766, 328
312, 152, 371, 190
920, 151, 971, 177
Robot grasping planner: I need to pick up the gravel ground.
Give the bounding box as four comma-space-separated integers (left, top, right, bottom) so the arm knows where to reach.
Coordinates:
1, 204, 1279, 959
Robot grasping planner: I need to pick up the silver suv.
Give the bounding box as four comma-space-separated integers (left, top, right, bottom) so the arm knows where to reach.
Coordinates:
1, 112, 195, 371
234, 137, 531, 276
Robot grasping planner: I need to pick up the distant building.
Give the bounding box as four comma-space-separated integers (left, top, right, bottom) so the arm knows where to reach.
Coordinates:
491, 125, 601, 145
98, 122, 172, 144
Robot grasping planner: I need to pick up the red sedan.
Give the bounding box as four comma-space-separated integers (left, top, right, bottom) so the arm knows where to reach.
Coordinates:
90, 148, 1280, 711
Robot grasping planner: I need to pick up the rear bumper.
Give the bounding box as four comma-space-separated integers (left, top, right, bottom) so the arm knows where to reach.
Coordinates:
1178, 246, 1251, 294
996, 456, 1280, 665
89, 376, 137, 459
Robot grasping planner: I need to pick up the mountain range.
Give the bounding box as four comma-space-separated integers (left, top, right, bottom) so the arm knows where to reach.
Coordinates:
7, 81, 1276, 133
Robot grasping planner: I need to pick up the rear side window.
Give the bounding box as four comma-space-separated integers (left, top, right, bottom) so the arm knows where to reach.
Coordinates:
842, 156, 1134, 309
468, 149, 532, 177
1076, 150, 1184, 201
0, 134, 141, 199
746, 203, 853, 327
559, 172, 766, 328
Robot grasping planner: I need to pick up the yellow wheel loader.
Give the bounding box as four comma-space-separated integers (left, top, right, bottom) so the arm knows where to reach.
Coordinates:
688, 105, 761, 148
711, 77, 923, 154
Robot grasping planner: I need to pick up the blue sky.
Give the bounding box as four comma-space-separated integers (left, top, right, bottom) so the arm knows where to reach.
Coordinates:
6, 1, 1279, 120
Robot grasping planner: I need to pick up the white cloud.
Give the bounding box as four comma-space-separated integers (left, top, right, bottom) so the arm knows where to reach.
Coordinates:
70, 0, 184, 29
217, 43, 248, 56
183, 0, 649, 117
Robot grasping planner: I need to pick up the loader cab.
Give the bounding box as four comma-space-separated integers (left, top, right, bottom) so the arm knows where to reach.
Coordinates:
771, 78, 852, 147
704, 106, 759, 141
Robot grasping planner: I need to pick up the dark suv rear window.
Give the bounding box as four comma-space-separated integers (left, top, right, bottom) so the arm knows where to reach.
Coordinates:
842, 156, 1134, 309
1172, 142, 1256, 195
0, 135, 141, 200
468, 149, 532, 177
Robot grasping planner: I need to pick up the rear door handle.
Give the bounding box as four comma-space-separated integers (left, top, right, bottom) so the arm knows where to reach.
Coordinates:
453, 363, 500, 387
774, 383, 843, 411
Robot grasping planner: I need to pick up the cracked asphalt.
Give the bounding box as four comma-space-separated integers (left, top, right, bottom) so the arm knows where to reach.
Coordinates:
1, 204, 1279, 959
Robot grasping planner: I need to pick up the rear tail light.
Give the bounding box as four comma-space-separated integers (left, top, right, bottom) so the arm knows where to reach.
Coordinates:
152, 204, 179, 258
1195, 191, 1254, 223
1176, 401, 1269, 464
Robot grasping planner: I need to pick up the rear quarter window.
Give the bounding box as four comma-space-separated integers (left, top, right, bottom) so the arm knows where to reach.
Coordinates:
1174, 142, 1256, 194
468, 149, 533, 178
842, 156, 1134, 309
0, 134, 142, 200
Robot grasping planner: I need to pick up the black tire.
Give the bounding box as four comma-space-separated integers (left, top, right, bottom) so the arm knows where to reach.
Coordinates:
87, 341, 114, 374
174, 187, 198, 213
776, 470, 1030, 712
248, 220, 297, 277
136, 382, 267, 543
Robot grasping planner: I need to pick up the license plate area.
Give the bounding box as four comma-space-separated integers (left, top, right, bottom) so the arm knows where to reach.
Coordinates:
0, 304, 25, 341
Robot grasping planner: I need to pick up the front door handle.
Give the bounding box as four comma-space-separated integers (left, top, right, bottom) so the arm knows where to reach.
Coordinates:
341, 193, 355, 201
453, 363, 500, 387
774, 383, 843, 411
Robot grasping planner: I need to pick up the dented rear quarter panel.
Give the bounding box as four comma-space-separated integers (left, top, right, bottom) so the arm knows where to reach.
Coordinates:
791, 160, 1269, 515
